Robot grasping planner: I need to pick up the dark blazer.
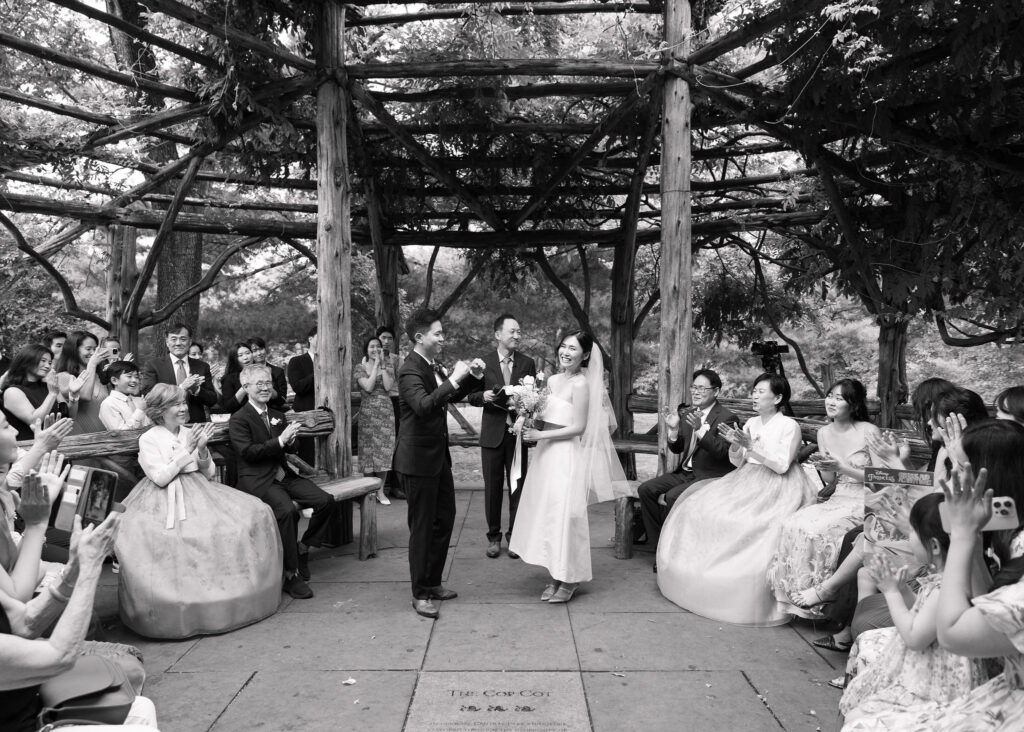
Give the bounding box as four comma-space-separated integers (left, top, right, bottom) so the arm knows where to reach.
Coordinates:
394, 352, 482, 477
229, 402, 296, 497
267, 363, 287, 411
287, 353, 314, 412
668, 400, 740, 480
467, 350, 537, 449
140, 355, 217, 424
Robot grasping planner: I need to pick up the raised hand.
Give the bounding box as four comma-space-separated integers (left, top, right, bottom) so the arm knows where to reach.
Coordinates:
122, 352, 135, 363
808, 452, 841, 472
88, 347, 114, 368
939, 462, 992, 537
281, 421, 302, 445
72, 512, 121, 572
661, 406, 680, 431
449, 360, 471, 382
468, 358, 485, 379
45, 372, 60, 397
34, 417, 74, 451
36, 451, 71, 502
16, 472, 54, 527
718, 423, 750, 448
866, 552, 908, 593
684, 409, 702, 430
195, 423, 216, 452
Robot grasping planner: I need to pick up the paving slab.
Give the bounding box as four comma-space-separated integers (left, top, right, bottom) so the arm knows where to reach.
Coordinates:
442, 555, 555, 604
211, 670, 417, 732
583, 670, 780, 732
312, 546, 453, 584
745, 668, 844, 732
170, 610, 432, 672
102, 622, 202, 674
577, 547, 681, 613
424, 603, 579, 672
280, 580, 411, 615
407, 671, 589, 732
142, 671, 252, 732
571, 611, 836, 674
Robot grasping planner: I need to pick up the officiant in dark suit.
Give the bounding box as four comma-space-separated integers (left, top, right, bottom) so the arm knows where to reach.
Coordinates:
140, 323, 217, 424
395, 309, 484, 619
230, 364, 334, 600
637, 369, 740, 554
467, 314, 536, 559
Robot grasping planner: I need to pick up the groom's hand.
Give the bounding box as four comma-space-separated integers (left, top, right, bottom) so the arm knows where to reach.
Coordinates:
450, 360, 471, 383
468, 358, 485, 379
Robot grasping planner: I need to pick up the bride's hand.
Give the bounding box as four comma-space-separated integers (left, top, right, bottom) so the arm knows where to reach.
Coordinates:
522, 428, 541, 442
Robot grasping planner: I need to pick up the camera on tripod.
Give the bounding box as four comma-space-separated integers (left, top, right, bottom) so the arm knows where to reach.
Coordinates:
750, 340, 790, 374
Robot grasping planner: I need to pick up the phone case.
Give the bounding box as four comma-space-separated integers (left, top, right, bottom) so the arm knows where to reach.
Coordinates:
939, 496, 1019, 533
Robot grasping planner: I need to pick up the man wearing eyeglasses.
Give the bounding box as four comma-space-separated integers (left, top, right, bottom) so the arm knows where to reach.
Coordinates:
637, 369, 740, 560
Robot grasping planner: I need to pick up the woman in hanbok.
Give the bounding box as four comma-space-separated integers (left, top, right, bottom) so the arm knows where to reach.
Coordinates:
116, 384, 282, 638
657, 372, 818, 626
509, 331, 629, 604
769, 378, 879, 618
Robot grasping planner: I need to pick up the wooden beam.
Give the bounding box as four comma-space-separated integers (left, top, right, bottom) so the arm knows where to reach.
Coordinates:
509, 71, 661, 230
349, 2, 659, 26
0, 30, 197, 102
344, 59, 659, 79
374, 80, 638, 103
140, 0, 315, 71
687, 0, 830, 65
48, 0, 222, 70
348, 80, 507, 231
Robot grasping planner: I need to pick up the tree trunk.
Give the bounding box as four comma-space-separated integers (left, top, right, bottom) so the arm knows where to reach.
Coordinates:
104, 224, 139, 353
657, 0, 693, 475
366, 177, 400, 331
876, 313, 909, 428
315, 0, 352, 479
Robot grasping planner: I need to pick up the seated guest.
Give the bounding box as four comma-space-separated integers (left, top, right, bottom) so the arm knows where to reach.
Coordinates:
1, 508, 159, 732
55, 331, 113, 434
140, 323, 217, 424
996, 386, 1024, 425
1, 345, 67, 441
98, 361, 150, 431
769, 378, 879, 617
286, 325, 317, 465
247, 337, 287, 411
218, 342, 254, 414
230, 364, 334, 599
636, 369, 739, 552
40, 330, 66, 361
842, 436, 1024, 731
657, 372, 818, 626
840, 494, 990, 723
115, 384, 282, 638
354, 335, 396, 505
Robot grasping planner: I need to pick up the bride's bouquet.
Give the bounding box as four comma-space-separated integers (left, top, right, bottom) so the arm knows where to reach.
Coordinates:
505, 374, 548, 434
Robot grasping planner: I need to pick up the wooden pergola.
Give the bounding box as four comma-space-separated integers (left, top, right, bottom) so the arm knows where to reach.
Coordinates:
2, 0, 1019, 485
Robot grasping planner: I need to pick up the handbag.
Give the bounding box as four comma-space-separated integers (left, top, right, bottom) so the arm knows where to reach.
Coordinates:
37, 655, 135, 727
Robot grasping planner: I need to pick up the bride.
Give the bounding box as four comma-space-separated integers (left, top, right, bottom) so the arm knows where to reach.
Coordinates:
509, 331, 629, 604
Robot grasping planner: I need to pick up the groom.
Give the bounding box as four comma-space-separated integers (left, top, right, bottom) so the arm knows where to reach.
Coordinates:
395, 309, 484, 618
468, 314, 536, 559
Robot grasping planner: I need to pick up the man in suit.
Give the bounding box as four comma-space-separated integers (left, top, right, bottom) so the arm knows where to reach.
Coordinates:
467, 313, 536, 559
230, 364, 334, 599
637, 369, 740, 556
247, 336, 288, 411
140, 322, 217, 424
396, 308, 484, 618
286, 325, 317, 465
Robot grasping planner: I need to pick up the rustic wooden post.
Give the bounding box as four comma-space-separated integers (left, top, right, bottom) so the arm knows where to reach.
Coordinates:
366, 177, 401, 331
315, 0, 352, 481
611, 92, 662, 560
104, 224, 139, 353
658, 0, 694, 474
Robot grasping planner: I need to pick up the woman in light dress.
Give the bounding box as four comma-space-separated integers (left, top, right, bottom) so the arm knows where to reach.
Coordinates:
769, 379, 879, 618
657, 372, 818, 626
354, 335, 396, 505
54, 331, 113, 434
509, 331, 629, 604
116, 384, 282, 639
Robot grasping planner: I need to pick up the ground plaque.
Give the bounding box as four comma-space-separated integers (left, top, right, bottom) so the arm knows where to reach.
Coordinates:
406, 671, 590, 732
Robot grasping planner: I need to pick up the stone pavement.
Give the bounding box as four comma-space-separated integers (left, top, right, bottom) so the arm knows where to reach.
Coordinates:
98, 487, 846, 731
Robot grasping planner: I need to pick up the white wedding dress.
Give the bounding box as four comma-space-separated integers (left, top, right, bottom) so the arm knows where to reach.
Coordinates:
509, 375, 593, 583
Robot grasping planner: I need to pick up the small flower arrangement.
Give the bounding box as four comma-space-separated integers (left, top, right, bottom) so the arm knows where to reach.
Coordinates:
506, 373, 548, 434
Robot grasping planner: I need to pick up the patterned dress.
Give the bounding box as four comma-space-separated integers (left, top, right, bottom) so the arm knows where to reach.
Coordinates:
354, 361, 396, 474
840, 574, 990, 721
768, 446, 870, 618
842, 581, 1024, 731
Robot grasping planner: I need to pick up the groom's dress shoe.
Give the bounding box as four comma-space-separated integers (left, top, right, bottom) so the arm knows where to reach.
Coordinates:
412, 599, 439, 618
428, 587, 458, 601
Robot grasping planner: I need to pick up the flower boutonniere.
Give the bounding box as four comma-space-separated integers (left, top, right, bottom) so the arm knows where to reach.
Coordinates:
270, 417, 282, 426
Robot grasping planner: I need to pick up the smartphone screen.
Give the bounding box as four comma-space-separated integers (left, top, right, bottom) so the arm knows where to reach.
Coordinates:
82, 471, 114, 524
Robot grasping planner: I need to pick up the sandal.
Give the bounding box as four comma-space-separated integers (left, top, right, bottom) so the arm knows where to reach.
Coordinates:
541, 583, 560, 602
548, 583, 579, 604
791, 583, 835, 610
828, 676, 846, 690
812, 634, 852, 653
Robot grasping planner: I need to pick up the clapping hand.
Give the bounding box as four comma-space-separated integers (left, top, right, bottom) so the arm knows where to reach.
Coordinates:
939, 461, 992, 538
936, 412, 967, 463
281, 421, 302, 445
865, 552, 909, 593
660, 406, 680, 431
468, 358, 485, 379
88, 347, 115, 368
36, 451, 71, 503
866, 430, 910, 464
15, 472, 54, 528
684, 409, 703, 430
191, 423, 217, 453
182, 374, 204, 392
717, 423, 750, 448
32, 417, 74, 450
808, 451, 841, 472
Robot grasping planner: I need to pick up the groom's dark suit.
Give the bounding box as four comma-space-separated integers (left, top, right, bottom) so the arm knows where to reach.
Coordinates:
637, 400, 740, 546
229, 402, 333, 575
467, 350, 536, 542
395, 352, 482, 600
